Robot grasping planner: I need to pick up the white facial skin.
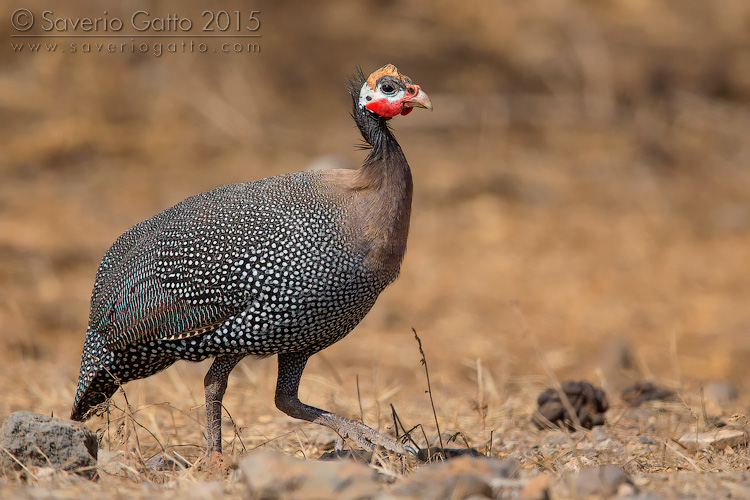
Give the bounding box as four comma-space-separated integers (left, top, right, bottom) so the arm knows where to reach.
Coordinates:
359, 82, 406, 110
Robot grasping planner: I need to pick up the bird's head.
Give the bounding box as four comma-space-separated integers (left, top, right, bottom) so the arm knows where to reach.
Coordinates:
358, 64, 432, 118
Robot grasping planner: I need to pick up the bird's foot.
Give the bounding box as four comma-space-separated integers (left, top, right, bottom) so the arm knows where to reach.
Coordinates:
315, 412, 417, 456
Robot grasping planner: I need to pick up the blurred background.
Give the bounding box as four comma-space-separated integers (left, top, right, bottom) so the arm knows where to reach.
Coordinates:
1, 0, 750, 426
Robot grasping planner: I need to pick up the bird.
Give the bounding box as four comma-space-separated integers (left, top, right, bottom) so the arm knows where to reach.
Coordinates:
70, 64, 432, 456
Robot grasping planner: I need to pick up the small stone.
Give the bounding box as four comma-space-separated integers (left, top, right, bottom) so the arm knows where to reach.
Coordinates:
637, 435, 659, 445
591, 427, 609, 442
0, 411, 98, 480
677, 429, 747, 452
571, 465, 632, 496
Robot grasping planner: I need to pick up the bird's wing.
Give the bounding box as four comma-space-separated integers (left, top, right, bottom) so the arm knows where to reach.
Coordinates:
89, 188, 257, 351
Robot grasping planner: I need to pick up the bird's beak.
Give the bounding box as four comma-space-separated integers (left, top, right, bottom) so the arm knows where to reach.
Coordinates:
404, 87, 433, 111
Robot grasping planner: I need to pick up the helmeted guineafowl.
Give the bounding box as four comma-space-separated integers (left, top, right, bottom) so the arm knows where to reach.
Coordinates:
70, 64, 432, 456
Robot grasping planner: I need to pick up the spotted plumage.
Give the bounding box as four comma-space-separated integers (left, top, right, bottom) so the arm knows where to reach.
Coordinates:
71, 64, 432, 455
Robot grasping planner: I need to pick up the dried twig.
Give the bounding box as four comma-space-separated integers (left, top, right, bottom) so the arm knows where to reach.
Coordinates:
666, 441, 702, 472
413, 328, 445, 455
475, 358, 488, 428
391, 403, 400, 439
699, 383, 708, 431
356, 374, 365, 424
221, 403, 247, 454
110, 398, 167, 455
294, 431, 308, 460
390, 404, 421, 450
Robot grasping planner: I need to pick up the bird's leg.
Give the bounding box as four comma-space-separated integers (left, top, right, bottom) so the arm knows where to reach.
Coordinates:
204, 354, 244, 455
275, 352, 413, 455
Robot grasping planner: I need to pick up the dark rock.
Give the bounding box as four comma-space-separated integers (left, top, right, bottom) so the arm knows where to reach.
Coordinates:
318, 448, 374, 464
0, 411, 98, 479
416, 446, 485, 462
570, 464, 632, 496
532, 381, 608, 430
706, 415, 726, 428
621, 381, 676, 406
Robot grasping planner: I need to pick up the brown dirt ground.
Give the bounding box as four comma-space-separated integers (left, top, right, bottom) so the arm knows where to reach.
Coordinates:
2, 0, 750, 497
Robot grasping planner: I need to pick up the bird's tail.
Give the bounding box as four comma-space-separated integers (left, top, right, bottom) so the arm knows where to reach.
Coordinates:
70, 330, 120, 421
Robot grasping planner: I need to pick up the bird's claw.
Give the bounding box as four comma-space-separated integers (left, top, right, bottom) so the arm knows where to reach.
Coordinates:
320, 413, 414, 456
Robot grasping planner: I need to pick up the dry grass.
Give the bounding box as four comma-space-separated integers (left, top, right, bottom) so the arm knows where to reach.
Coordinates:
2, 0, 750, 497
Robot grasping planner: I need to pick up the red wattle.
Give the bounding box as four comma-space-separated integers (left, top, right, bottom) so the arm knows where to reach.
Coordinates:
366, 98, 402, 118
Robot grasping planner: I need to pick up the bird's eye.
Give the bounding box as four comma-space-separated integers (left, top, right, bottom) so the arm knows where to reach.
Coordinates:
381, 83, 395, 94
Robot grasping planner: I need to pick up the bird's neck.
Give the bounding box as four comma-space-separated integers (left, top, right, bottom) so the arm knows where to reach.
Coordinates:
354, 111, 412, 190
347, 109, 413, 276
